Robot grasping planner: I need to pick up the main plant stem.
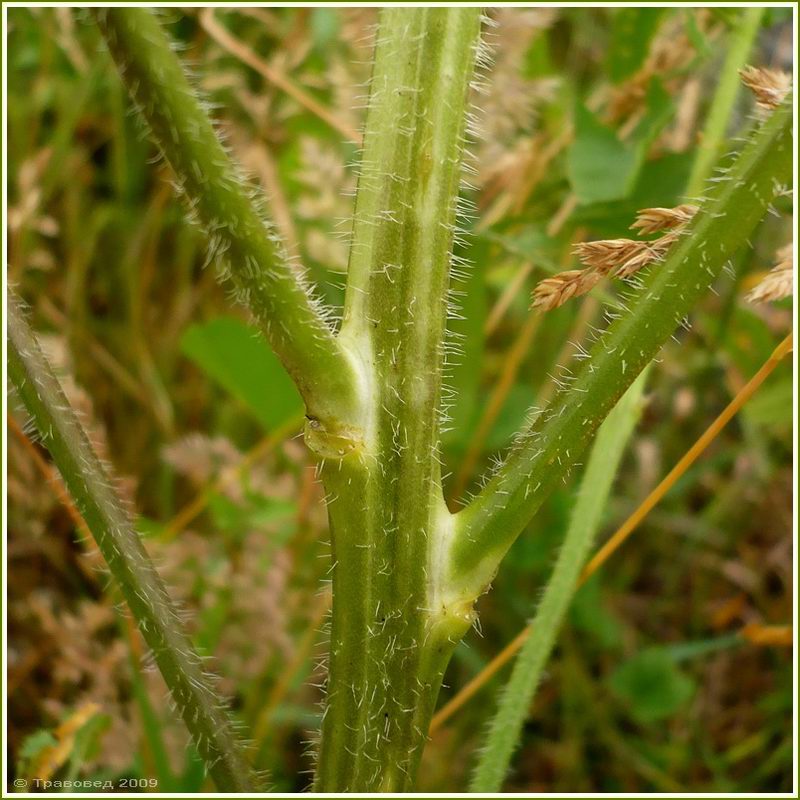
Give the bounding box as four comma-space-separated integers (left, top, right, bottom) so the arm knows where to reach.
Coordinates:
312, 8, 482, 792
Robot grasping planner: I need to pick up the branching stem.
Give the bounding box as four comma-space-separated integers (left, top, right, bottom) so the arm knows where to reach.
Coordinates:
450, 98, 792, 600
93, 8, 363, 433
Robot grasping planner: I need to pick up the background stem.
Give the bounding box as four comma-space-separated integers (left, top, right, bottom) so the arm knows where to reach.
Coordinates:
8, 293, 260, 793
685, 7, 764, 197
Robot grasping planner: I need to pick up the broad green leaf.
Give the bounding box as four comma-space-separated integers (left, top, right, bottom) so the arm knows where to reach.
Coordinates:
311, 8, 340, 49
18, 730, 58, 768
572, 151, 694, 235
484, 226, 560, 267
207, 491, 296, 538
568, 103, 640, 204
609, 647, 696, 723
181, 317, 302, 432
568, 78, 674, 206
607, 8, 665, 83
570, 576, 624, 649
742, 377, 793, 431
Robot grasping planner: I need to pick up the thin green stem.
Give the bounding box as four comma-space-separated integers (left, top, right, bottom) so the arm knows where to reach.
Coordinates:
8, 293, 261, 794
92, 8, 363, 433
470, 371, 648, 792
685, 7, 764, 197
450, 97, 792, 601
315, 7, 482, 792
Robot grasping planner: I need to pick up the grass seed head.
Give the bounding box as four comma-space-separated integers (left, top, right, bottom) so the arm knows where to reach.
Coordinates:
532, 269, 602, 311
739, 65, 791, 110
630, 204, 698, 235
534, 206, 691, 311
746, 242, 794, 303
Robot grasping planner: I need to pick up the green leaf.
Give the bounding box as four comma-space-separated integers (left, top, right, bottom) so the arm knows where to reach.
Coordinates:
568, 103, 640, 204
742, 376, 793, 431
570, 576, 624, 649
207, 491, 296, 538
311, 8, 341, 49
181, 316, 303, 432
568, 78, 673, 206
609, 648, 696, 723
607, 8, 665, 83
18, 730, 58, 771
572, 151, 694, 235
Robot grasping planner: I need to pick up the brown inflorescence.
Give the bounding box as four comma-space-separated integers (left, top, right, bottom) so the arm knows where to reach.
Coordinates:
532, 205, 696, 311
739, 65, 791, 110
746, 243, 793, 304
630, 204, 699, 235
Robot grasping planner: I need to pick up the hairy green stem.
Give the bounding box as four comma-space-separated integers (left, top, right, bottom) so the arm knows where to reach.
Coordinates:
8, 293, 260, 793
93, 8, 363, 433
685, 7, 764, 197
314, 8, 482, 792
471, 371, 648, 792
450, 97, 792, 601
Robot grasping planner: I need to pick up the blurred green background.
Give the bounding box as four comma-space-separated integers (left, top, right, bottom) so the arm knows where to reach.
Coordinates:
6, 6, 793, 793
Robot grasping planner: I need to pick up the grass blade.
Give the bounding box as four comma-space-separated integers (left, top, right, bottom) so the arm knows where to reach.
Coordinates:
470, 371, 649, 792
685, 7, 764, 197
